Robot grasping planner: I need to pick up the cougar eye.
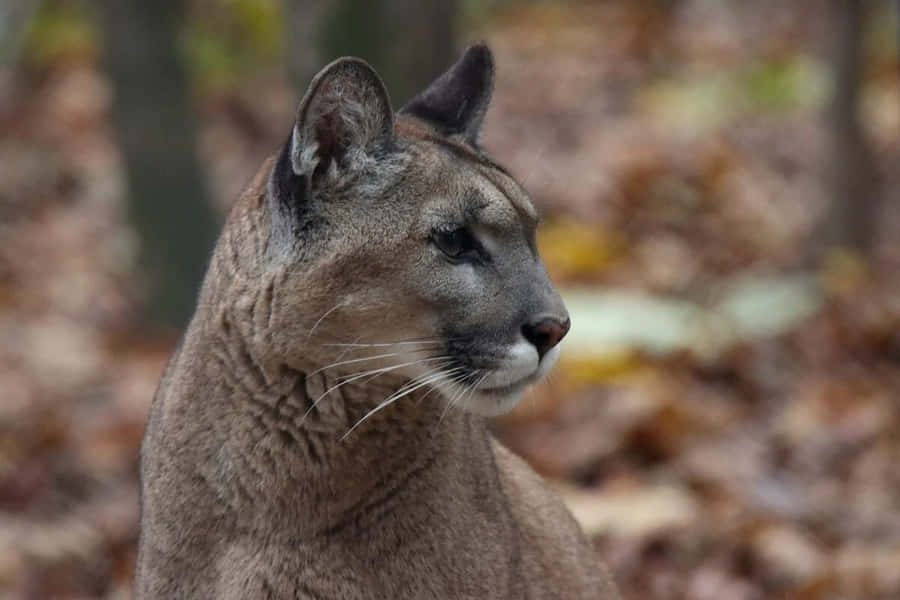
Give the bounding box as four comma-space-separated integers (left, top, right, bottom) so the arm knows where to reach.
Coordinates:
432, 227, 483, 263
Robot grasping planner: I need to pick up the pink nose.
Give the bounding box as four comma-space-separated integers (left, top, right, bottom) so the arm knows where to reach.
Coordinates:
522, 316, 570, 360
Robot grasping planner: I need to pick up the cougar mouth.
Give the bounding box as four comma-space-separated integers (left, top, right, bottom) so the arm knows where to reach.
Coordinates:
438, 341, 561, 416
477, 372, 538, 396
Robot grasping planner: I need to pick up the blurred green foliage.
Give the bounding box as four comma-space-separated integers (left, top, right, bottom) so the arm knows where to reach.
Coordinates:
181, 0, 285, 90
743, 56, 830, 110
25, 0, 99, 64
22, 0, 538, 90
24, 0, 285, 90
643, 55, 829, 131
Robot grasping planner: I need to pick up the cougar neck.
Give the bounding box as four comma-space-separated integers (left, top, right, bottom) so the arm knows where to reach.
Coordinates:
181, 320, 476, 539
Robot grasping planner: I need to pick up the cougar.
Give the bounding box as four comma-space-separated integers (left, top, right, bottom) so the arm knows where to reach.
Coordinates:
136, 44, 619, 599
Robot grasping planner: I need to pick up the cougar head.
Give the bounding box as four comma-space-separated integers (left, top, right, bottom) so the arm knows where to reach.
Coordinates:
265, 44, 569, 416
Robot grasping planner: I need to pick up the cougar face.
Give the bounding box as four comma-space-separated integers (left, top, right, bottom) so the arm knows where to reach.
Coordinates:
266, 45, 569, 417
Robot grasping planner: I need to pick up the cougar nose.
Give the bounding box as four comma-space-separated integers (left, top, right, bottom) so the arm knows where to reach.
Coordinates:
522, 316, 570, 360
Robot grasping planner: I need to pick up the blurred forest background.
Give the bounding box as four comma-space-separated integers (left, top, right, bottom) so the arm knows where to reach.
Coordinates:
2, 1, 900, 599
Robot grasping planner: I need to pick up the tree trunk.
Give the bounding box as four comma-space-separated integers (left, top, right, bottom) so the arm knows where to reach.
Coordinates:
284, 0, 332, 94
98, 0, 219, 331
284, 0, 458, 105
824, 0, 878, 254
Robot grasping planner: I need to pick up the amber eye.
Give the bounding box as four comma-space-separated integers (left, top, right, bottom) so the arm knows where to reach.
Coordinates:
432, 227, 482, 263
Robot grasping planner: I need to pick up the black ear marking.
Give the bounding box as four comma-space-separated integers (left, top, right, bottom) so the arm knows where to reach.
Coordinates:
272, 132, 305, 208
400, 43, 495, 145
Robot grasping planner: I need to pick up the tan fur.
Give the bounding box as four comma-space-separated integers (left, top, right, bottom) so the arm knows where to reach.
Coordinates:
136, 46, 618, 599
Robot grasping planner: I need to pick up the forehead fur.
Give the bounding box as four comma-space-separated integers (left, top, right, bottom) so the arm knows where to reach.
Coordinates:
396, 114, 538, 224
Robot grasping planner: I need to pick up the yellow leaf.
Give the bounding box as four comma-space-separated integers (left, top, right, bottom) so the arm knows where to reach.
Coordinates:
538, 220, 624, 281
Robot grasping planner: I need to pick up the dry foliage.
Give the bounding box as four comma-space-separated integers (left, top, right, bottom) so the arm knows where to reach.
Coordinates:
1, 1, 899, 598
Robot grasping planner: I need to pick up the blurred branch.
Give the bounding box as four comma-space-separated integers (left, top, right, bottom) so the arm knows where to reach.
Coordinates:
98, 0, 220, 331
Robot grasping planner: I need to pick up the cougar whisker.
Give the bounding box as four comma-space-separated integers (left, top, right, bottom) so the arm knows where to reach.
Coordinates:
389, 364, 461, 397
335, 355, 453, 382
438, 370, 480, 424
417, 365, 470, 406
308, 349, 432, 377
341, 367, 464, 440
323, 340, 445, 348
305, 302, 345, 339
441, 372, 488, 424
300, 356, 454, 424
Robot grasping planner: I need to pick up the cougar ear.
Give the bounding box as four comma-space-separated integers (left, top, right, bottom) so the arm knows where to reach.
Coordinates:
400, 43, 495, 145
290, 57, 394, 178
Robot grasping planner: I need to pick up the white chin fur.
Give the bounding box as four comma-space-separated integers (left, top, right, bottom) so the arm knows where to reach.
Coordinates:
442, 343, 562, 417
